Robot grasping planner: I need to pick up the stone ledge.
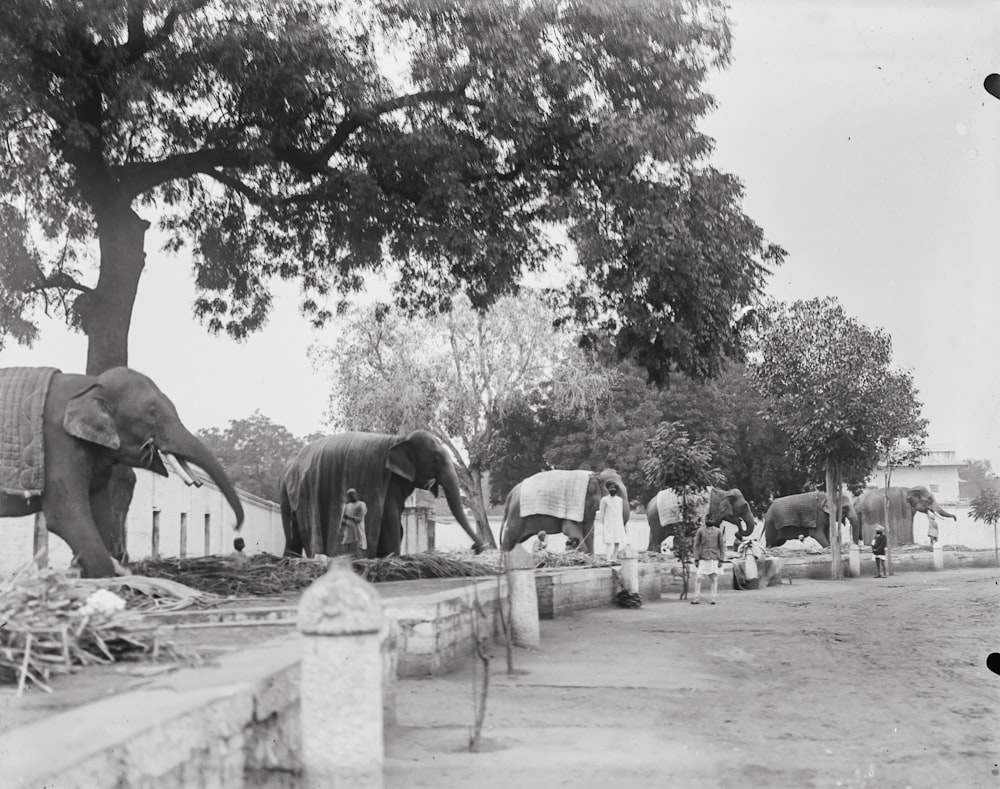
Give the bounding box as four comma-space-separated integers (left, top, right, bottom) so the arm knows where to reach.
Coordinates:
0, 637, 302, 789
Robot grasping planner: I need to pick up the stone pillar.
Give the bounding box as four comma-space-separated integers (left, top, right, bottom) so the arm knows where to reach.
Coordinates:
848, 543, 861, 578
506, 547, 540, 647
932, 542, 944, 570
619, 544, 639, 594
298, 559, 384, 789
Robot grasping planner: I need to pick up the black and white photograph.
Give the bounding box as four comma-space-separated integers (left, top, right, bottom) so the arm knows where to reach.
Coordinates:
0, 1, 997, 786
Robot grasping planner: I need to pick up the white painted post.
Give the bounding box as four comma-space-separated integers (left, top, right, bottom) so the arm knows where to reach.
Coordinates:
848, 543, 861, 577
32, 512, 48, 568
298, 559, 385, 788
932, 542, 944, 570
506, 546, 540, 647
620, 544, 639, 594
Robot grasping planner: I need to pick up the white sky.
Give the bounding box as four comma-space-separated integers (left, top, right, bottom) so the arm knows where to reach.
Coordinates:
1, 0, 998, 467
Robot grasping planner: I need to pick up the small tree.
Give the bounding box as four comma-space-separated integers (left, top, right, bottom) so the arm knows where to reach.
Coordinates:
753, 298, 928, 579
970, 487, 1000, 565
641, 422, 724, 598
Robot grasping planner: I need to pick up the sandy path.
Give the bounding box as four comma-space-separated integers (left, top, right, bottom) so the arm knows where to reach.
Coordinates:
386, 567, 1000, 788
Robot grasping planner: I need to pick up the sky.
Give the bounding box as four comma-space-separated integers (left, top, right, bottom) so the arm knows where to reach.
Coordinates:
1, 0, 998, 467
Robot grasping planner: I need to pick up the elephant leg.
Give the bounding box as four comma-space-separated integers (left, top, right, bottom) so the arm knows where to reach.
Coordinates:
280, 493, 304, 557
43, 490, 116, 578
89, 485, 116, 554
378, 493, 405, 558
812, 527, 830, 548
646, 507, 665, 552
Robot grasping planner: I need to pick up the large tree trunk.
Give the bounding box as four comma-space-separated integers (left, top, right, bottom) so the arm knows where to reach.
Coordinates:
468, 466, 498, 550
75, 199, 151, 562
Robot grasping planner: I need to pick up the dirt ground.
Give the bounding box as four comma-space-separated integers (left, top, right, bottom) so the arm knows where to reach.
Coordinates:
3, 566, 999, 789
385, 566, 1000, 789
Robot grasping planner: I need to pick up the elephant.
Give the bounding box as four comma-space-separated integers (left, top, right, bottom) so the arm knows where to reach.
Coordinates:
279, 429, 485, 559
0, 366, 245, 578
645, 487, 755, 552
854, 486, 957, 545
499, 468, 628, 554
762, 491, 860, 548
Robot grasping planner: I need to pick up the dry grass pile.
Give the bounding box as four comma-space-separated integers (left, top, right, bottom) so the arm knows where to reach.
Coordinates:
0, 564, 191, 694
534, 551, 615, 569
353, 551, 501, 583
129, 554, 329, 597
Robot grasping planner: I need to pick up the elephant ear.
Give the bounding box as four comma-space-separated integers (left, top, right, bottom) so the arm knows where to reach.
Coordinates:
386, 439, 416, 482
63, 384, 121, 450
819, 495, 831, 514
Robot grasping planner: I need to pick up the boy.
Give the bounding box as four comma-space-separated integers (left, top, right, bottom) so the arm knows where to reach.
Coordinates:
692, 519, 726, 604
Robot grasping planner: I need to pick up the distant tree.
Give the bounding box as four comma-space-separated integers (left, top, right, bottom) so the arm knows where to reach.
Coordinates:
752, 298, 928, 579
641, 421, 724, 598
959, 459, 999, 500
197, 412, 307, 502
315, 293, 612, 547
970, 486, 1000, 565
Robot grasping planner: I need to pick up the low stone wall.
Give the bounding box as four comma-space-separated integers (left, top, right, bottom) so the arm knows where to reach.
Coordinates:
535, 563, 664, 619
381, 577, 507, 677
2, 636, 303, 789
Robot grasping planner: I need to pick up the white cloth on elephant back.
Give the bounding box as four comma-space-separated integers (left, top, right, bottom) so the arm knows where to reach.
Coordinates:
519, 470, 591, 521
0, 367, 58, 497
655, 487, 711, 525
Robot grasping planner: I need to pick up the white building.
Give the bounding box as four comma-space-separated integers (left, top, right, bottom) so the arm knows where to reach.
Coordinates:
865, 445, 965, 504
2, 466, 283, 577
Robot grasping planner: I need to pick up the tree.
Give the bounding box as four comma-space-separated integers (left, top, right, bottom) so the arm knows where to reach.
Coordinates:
641, 421, 724, 598
0, 0, 779, 385
752, 298, 928, 579
315, 292, 612, 547
959, 459, 999, 500
970, 487, 1000, 565
196, 411, 314, 502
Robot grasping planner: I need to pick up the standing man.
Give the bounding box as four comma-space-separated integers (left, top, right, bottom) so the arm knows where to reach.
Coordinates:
599, 482, 628, 560
339, 488, 368, 558
871, 525, 888, 578
692, 518, 726, 605
926, 512, 939, 547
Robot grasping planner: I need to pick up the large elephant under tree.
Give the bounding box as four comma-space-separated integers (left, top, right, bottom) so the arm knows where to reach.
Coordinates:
0, 366, 245, 578
762, 491, 860, 548
499, 469, 628, 554
646, 487, 756, 552
280, 430, 485, 559
854, 486, 957, 545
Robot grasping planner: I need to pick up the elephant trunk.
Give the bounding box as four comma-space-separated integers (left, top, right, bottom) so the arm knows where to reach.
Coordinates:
439, 463, 485, 553
932, 503, 957, 520
163, 424, 245, 531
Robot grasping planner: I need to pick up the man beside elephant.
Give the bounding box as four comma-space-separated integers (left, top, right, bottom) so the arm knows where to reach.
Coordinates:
692, 519, 726, 605
599, 482, 628, 559
338, 489, 368, 558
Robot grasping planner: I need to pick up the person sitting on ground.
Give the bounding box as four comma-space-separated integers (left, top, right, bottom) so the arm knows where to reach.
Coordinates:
531, 530, 549, 555
798, 533, 825, 554
230, 537, 249, 565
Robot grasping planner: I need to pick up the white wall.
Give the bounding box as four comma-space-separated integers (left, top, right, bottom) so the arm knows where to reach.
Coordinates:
1, 469, 283, 578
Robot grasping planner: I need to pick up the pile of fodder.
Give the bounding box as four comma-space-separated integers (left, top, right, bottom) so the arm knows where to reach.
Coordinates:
352, 551, 501, 583
130, 551, 501, 595
0, 564, 193, 694
533, 551, 616, 569
129, 554, 329, 597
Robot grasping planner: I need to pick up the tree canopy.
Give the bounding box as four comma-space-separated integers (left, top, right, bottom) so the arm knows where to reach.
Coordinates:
0, 0, 780, 382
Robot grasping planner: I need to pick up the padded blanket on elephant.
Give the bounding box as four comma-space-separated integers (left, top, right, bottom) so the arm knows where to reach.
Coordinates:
655, 488, 710, 524
0, 367, 58, 497
282, 432, 396, 556
520, 470, 590, 521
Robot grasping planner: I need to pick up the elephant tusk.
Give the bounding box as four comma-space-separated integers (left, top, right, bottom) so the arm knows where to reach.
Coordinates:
169, 454, 203, 487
